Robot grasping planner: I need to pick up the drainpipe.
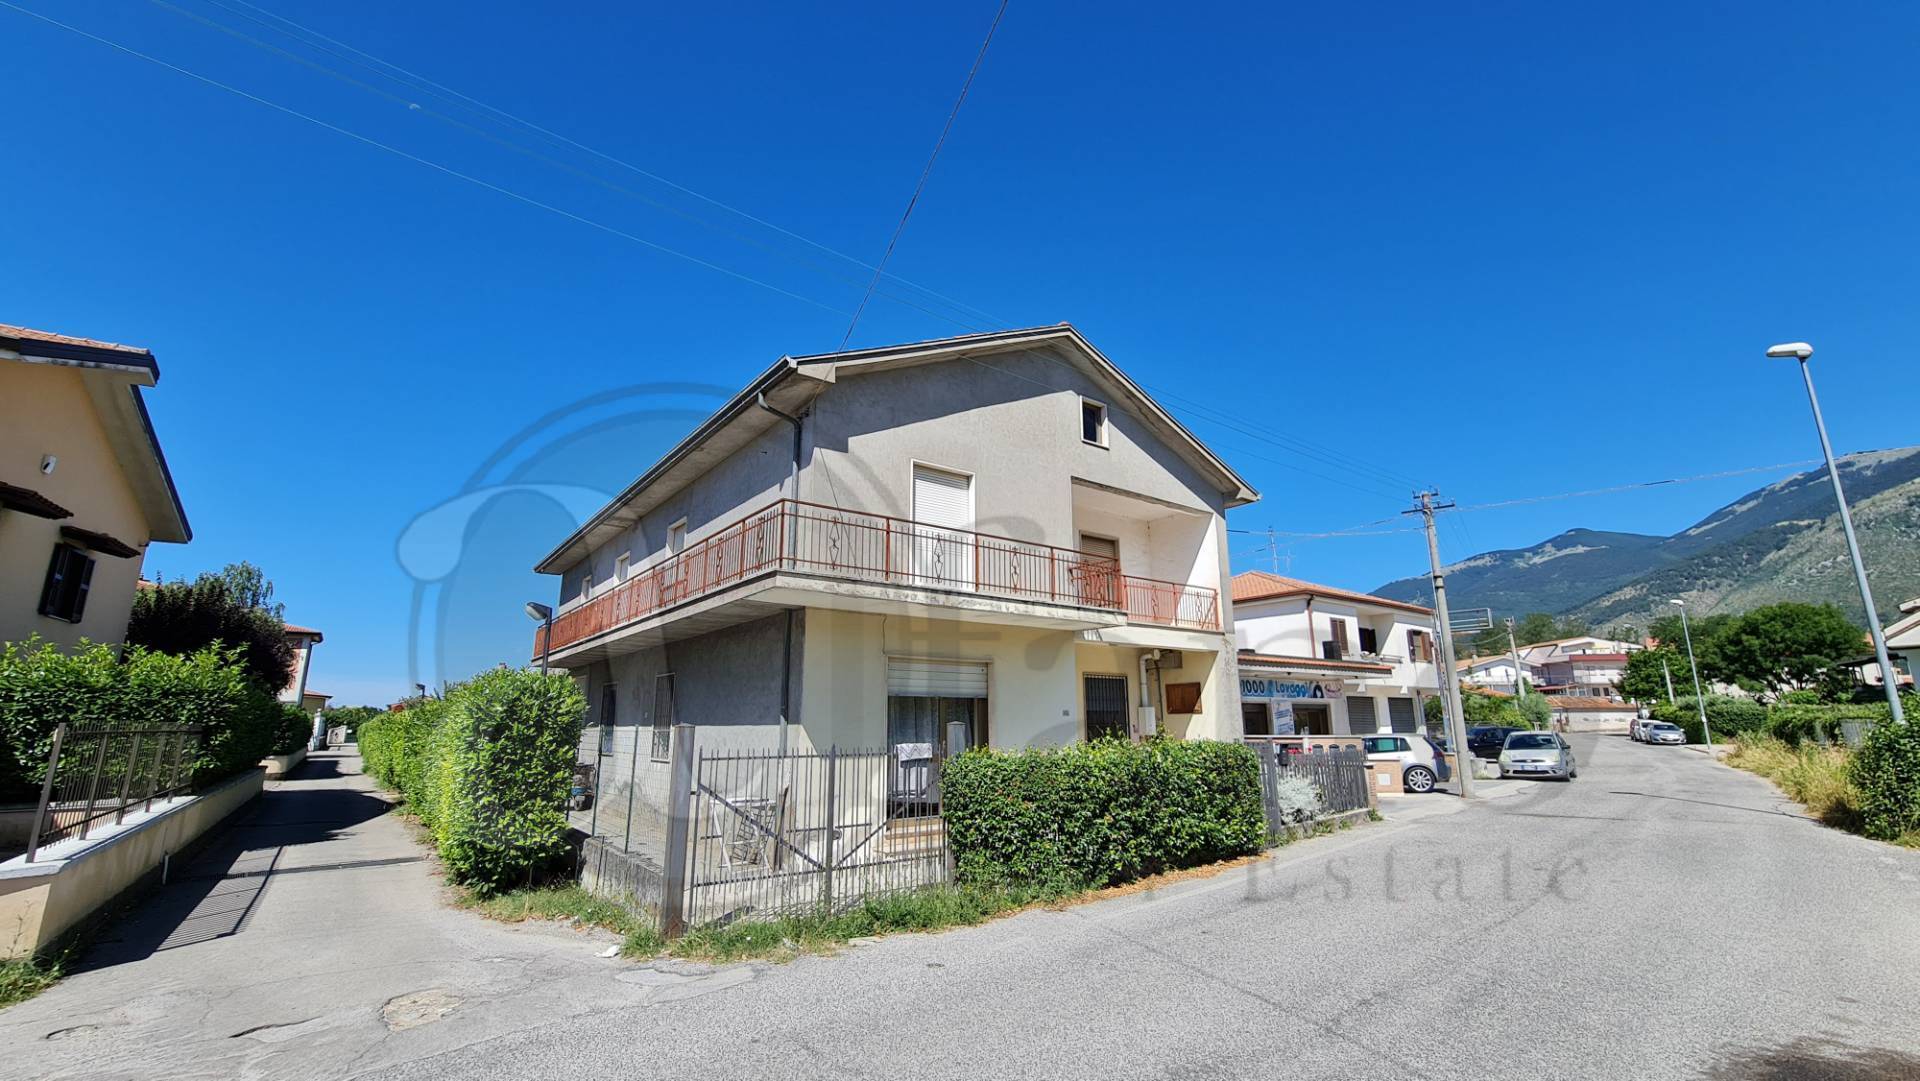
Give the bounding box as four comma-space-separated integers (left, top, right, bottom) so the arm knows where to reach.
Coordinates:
756, 394, 804, 754
1138, 650, 1159, 738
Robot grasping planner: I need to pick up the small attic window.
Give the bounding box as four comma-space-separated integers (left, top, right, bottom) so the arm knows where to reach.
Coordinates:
1081, 398, 1108, 447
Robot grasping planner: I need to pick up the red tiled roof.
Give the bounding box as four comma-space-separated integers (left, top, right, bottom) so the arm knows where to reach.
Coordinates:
1568, 653, 1629, 664
283, 623, 323, 638
0, 323, 152, 357
1237, 649, 1394, 675
1230, 571, 1433, 616
1544, 695, 1631, 710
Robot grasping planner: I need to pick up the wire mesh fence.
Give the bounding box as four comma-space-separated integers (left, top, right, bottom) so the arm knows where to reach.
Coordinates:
679, 744, 951, 929
27, 723, 203, 861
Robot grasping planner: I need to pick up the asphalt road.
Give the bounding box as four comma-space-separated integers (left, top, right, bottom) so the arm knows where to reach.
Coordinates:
9, 736, 1920, 1080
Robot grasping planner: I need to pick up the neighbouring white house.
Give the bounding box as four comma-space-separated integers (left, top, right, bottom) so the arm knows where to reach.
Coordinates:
1231, 571, 1441, 736
1840, 598, 1920, 690
1457, 654, 1531, 695
532, 326, 1256, 834
1516, 636, 1642, 698
280, 623, 325, 714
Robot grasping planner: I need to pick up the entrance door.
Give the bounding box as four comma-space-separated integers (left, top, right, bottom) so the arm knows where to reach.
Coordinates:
910, 464, 974, 590
1293, 702, 1332, 735
1241, 701, 1272, 737
1084, 674, 1130, 740
1076, 533, 1120, 609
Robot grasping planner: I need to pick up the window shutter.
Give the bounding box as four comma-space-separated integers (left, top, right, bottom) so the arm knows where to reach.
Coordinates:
1387, 696, 1417, 733
71, 554, 94, 621
887, 658, 988, 698
38, 546, 68, 617
911, 465, 972, 530
1346, 695, 1378, 734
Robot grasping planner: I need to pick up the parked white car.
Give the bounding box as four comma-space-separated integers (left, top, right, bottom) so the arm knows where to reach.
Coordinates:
1644, 722, 1685, 745
1361, 733, 1452, 794
1499, 731, 1578, 780
1629, 716, 1658, 742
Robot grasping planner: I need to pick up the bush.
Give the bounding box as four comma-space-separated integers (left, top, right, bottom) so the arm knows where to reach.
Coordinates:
1651, 695, 1767, 744
360, 670, 585, 894
1851, 717, 1920, 842
0, 638, 277, 800
269, 704, 312, 756
1766, 702, 1890, 747
1727, 734, 1862, 831
126, 573, 294, 692
941, 738, 1265, 893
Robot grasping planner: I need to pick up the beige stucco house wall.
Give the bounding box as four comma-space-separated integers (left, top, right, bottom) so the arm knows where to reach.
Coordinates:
0, 326, 191, 650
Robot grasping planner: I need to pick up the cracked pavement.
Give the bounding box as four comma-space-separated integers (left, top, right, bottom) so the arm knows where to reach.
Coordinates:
7, 737, 1920, 1080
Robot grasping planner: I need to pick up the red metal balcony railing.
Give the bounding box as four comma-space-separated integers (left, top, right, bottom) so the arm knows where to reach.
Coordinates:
532, 499, 1221, 657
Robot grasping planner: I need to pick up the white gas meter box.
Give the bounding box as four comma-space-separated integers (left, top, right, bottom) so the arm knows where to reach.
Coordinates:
1133, 706, 1159, 738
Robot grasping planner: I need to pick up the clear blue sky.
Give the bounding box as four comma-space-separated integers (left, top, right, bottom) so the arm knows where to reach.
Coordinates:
6, 1, 1917, 704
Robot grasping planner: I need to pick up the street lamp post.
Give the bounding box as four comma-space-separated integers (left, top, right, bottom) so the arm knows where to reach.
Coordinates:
1766, 342, 1906, 725
525, 601, 555, 675
1672, 600, 1711, 748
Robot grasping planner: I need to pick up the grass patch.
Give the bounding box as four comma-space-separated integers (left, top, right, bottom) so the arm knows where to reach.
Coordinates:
1726, 734, 1863, 831
455, 883, 665, 957
0, 957, 61, 1009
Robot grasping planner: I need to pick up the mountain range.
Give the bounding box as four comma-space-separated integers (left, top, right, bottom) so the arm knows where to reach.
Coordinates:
1372, 446, 1920, 631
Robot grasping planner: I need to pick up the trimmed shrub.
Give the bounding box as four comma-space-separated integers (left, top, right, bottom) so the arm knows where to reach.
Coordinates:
1851, 711, 1920, 841
0, 637, 276, 800
269, 704, 313, 757
1651, 695, 1767, 744
941, 738, 1265, 893
1766, 702, 1890, 747
360, 671, 585, 894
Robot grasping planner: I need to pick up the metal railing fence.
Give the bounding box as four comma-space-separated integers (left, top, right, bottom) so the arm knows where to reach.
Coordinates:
1245, 741, 1371, 837
26, 723, 203, 862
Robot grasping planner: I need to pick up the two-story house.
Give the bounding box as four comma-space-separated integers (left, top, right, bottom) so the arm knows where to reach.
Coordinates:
1517, 635, 1641, 697
1230, 571, 1441, 736
533, 326, 1256, 834
0, 324, 191, 649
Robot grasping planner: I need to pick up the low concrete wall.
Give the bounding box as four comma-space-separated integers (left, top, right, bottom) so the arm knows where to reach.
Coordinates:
0, 768, 264, 959
261, 748, 307, 779
576, 832, 666, 921
0, 806, 35, 850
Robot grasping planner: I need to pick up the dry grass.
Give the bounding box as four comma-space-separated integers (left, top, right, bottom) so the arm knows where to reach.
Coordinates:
1726, 735, 1863, 832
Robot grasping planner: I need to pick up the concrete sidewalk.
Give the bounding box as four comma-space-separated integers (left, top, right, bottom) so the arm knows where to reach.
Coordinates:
0, 749, 670, 1081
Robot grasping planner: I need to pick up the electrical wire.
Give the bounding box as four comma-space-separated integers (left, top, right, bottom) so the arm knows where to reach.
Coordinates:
0, 0, 857, 315
840, 0, 1009, 349
195, 0, 1012, 330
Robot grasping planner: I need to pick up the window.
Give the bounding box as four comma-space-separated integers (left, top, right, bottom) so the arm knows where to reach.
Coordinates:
1081, 398, 1108, 446
37, 543, 95, 623
1361, 736, 1409, 755
579, 566, 592, 603
1084, 674, 1130, 740
615, 552, 631, 582
650, 673, 675, 762
1164, 682, 1202, 715
909, 464, 975, 589
1077, 533, 1120, 607
1241, 701, 1272, 737
1358, 627, 1379, 655
1407, 629, 1434, 662
662, 519, 688, 597
1347, 695, 1378, 734
887, 658, 988, 808
1323, 617, 1349, 660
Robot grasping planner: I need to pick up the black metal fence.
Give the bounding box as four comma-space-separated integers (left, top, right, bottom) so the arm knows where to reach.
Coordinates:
1245, 741, 1371, 838
675, 743, 952, 930
26, 724, 203, 862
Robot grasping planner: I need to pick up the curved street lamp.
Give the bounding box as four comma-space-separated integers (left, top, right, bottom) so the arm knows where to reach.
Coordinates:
1671, 600, 1711, 747
525, 601, 555, 675
1766, 342, 1906, 725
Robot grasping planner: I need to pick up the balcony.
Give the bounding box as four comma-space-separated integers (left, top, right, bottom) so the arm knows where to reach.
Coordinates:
534, 499, 1220, 658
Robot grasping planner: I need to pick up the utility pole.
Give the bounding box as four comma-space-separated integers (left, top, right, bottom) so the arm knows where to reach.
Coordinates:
1505, 617, 1528, 709
1266, 527, 1280, 574
1662, 657, 1676, 706
1407, 492, 1474, 798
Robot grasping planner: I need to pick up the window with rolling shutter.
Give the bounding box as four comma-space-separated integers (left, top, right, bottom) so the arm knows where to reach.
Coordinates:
1388, 696, 1418, 733
1345, 695, 1378, 734
909, 464, 974, 589
887, 658, 989, 698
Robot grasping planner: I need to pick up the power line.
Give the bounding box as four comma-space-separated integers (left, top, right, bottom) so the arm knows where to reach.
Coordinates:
0, 1, 863, 315
197, 0, 1012, 330
841, 0, 1009, 349
1445, 459, 1823, 514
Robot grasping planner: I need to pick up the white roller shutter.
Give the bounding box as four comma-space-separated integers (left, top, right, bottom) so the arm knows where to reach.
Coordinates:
912, 464, 973, 529
888, 658, 988, 698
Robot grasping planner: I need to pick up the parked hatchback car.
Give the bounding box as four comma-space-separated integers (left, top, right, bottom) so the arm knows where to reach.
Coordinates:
1361, 734, 1453, 793
1467, 725, 1525, 759
1629, 716, 1658, 742
1499, 731, 1578, 780
1644, 722, 1685, 745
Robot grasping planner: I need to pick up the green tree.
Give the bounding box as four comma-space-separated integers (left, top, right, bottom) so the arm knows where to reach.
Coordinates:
1715, 602, 1865, 702
1648, 611, 1739, 684
127, 566, 293, 691
1621, 648, 1682, 702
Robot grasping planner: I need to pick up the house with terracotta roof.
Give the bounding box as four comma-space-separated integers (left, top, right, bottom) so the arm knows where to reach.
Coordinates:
1230, 571, 1441, 736
280, 623, 327, 716
0, 324, 190, 649
1514, 635, 1642, 697
532, 326, 1255, 836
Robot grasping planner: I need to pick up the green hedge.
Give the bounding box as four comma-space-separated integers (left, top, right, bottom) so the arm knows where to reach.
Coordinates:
1651, 695, 1768, 744
1852, 715, 1920, 840
269, 704, 313, 757
0, 637, 279, 800
359, 670, 585, 894
941, 738, 1265, 894
1765, 702, 1890, 747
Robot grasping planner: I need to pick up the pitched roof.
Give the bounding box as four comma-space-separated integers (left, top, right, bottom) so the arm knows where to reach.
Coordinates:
284, 623, 324, 640
0, 323, 153, 359
535, 325, 1259, 575
1230, 571, 1433, 616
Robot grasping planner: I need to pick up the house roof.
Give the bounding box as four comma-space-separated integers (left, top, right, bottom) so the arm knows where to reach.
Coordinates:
284, 623, 324, 640
301, 689, 331, 701
1457, 656, 1517, 671
1568, 653, 1630, 664
534, 325, 1260, 575
1230, 571, 1434, 616
0, 323, 189, 543
1237, 649, 1394, 675
1543, 695, 1630, 711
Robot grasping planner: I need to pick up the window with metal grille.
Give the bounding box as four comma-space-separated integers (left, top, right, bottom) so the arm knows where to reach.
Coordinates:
650, 673, 675, 762
1084, 674, 1130, 740
38, 543, 94, 623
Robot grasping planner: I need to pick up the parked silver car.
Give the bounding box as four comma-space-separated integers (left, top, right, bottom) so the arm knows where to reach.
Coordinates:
1644, 722, 1685, 745
1498, 731, 1577, 780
